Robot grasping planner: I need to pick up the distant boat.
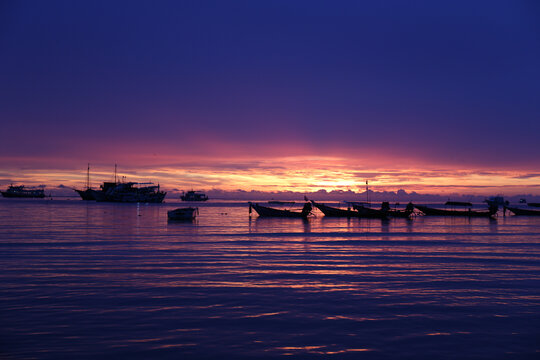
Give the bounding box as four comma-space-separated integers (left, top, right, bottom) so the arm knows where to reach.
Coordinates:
414, 204, 498, 217
249, 202, 312, 218
168, 207, 198, 220
504, 206, 540, 216
484, 196, 507, 207
1, 185, 45, 198
268, 200, 295, 205
180, 190, 208, 202
74, 164, 95, 200
95, 182, 166, 203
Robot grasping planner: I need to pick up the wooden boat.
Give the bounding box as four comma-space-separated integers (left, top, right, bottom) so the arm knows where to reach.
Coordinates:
168, 207, 198, 220
311, 200, 372, 218
504, 206, 540, 216
249, 202, 312, 218
414, 204, 498, 217
351, 203, 389, 219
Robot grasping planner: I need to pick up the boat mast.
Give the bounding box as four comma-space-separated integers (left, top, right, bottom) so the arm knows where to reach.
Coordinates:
114, 164, 117, 184
366, 180, 369, 204
86, 163, 90, 189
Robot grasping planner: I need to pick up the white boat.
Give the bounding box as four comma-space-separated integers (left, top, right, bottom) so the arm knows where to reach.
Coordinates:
167, 207, 198, 220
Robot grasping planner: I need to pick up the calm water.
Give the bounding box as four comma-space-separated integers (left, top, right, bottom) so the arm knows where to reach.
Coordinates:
0, 199, 539, 359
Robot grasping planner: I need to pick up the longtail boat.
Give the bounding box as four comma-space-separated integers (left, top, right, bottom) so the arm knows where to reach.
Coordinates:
310, 200, 385, 218
414, 204, 498, 217
351, 203, 389, 219
505, 206, 540, 216
249, 202, 312, 218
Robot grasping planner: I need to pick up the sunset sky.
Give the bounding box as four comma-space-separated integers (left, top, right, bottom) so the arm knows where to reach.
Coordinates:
1, 0, 539, 195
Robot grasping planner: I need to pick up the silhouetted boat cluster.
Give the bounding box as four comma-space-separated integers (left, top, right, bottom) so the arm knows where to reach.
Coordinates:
1, 185, 45, 198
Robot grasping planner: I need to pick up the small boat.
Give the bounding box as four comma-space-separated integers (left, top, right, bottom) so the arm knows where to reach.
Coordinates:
414, 204, 498, 217
504, 206, 540, 216
1, 185, 45, 198
249, 202, 312, 218
168, 207, 198, 220
180, 190, 208, 201
381, 202, 415, 218
527, 203, 540, 208
268, 200, 296, 205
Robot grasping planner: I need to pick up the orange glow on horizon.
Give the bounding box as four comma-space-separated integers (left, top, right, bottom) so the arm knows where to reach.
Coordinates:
0, 153, 539, 196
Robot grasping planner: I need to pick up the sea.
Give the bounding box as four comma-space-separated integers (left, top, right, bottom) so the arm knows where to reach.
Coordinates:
0, 198, 539, 359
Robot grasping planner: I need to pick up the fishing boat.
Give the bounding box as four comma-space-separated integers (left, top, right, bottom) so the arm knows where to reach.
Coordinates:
504, 206, 540, 216
414, 204, 498, 217
1, 185, 45, 198
381, 202, 415, 218
180, 190, 208, 201
311, 200, 364, 217
311, 200, 387, 219
168, 207, 198, 220
249, 202, 312, 218
351, 203, 389, 219
74, 164, 95, 200
95, 182, 166, 203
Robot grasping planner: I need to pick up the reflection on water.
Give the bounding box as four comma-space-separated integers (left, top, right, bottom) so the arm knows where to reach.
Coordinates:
0, 199, 539, 359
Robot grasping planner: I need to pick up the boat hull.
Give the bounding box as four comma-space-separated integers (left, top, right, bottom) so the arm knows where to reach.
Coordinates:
168, 207, 197, 220
505, 206, 540, 216
75, 189, 95, 200
415, 204, 497, 217
249, 202, 311, 218
313, 201, 387, 219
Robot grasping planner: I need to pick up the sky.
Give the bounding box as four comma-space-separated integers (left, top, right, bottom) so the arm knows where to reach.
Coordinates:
1, 0, 539, 196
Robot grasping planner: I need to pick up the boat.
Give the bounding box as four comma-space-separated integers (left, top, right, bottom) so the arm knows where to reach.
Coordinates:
311, 200, 387, 219
414, 204, 498, 217
311, 200, 365, 217
504, 206, 540, 216
381, 202, 415, 218
95, 182, 166, 203
268, 200, 296, 205
168, 207, 198, 220
1, 185, 45, 198
74, 164, 95, 200
351, 203, 390, 219
249, 202, 312, 218
526, 202, 540, 208
180, 190, 208, 201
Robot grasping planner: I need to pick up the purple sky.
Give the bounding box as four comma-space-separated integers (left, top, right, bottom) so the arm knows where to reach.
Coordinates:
1, 0, 539, 193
